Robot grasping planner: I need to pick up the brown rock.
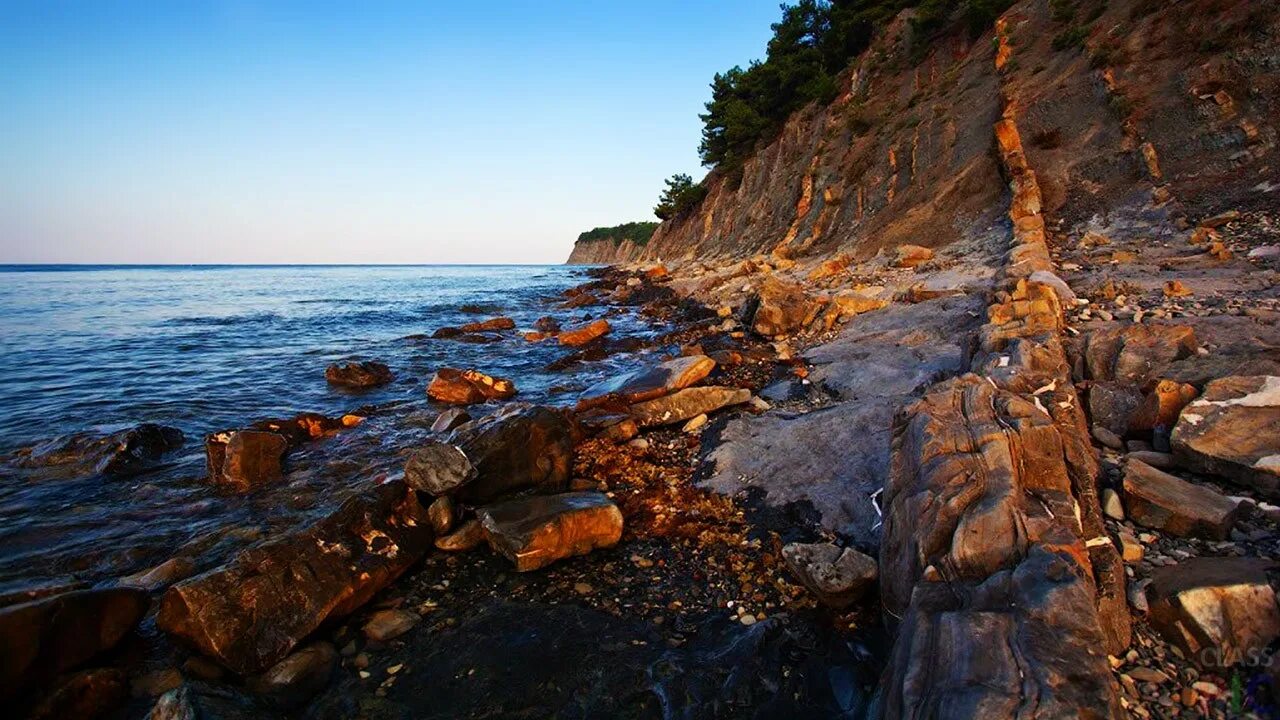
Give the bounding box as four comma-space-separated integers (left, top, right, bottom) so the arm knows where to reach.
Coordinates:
430, 408, 471, 433
363, 609, 418, 642
130, 669, 181, 698
434, 518, 484, 552
27, 668, 128, 720
557, 319, 611, 347
1130, 379, 1198, 433
427, 495, 454, 534
324, 360, 394, 389
807, 254, 852, 281
1172, 375, 1280, 496
534, 316, 561, 333
1088, 382, 1145, 437
478, 491, 623, 572
247, 641, 336, 709
576, 355, 716, 409
0, 588, 148, 701
644, 264, 669, 280
893, 244, 933, 268
1082, 324, 1198, 384
1122, 459, 1241, 539
781, 542, 878, 609
403, 440, 476, 496
205, 430, 288, 490
448, 405, 573, 504
427, 368, 517, 405
628, 386, 751, 428
460, 317, 515, 333
1163, 280, 1193, 298
156, 480, 431, 674
742, 277, 823, 337
1147, 558, 1280, 667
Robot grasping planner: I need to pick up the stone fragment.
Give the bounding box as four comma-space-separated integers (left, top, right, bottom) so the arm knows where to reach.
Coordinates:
557, 319, 611, 347
1147, 557, 1280, 667
363, 609, 418, 642
682, 413, 708, 433
205, 429, 288, 489
1118, 532, 1144, 563
427, 496, 454, 535
247, 641, 336, 710
430, 408, 471, 433
1128, 450, 1176, 470
120, 557, 197, 591
1122, 459, 1241, 539
478, 492, 623, 572
1088, 382, 1144, 437
157, 480, 431, 674
0, 588, 148, 701
1163, 280, 1192, 298
434, 518, 484, 551
427, 368, 517, 405
26, 668, 128, 720
448, 405, 573, 504
1129, 379, 1198, 433
629, 386, 751, 428
534, 316, 561, 333
1092, 425, 1125, 450
324, 360, 393, 389
403, 440, 476, 496
892, 244, 933, 268
1028, 270, 1076, 304
577, 355, 715, 409
1172, 375, 1280, 496
741, 277, 823, 337
1102, 488, 1125, 520
781, 542, 878, 609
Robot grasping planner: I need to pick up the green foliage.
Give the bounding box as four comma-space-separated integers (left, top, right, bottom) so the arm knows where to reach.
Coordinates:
653, 174, 709, 221
1052, 24, 1090, 51
576, 221, 660, 246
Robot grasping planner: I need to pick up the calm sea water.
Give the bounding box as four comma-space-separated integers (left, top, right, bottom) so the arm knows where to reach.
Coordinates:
0, 264, 655, 593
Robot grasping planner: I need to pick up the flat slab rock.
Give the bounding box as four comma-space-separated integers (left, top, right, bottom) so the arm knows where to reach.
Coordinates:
157, 480, 431, 674
1147, 557, 1280, 668
478, 491, 622, 572
1173, 375, 1280, 497
628, 386, 750, 428
576, 354, 715, 409
781, 542, 877, 609
1122, 459, 1241, 539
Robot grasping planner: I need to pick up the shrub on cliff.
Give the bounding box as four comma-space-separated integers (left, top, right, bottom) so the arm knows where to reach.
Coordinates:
654, 174, 708, 221
576, 222, 659, 246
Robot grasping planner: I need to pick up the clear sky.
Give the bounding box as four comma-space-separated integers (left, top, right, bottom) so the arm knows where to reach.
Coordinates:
0, 1, 782, 264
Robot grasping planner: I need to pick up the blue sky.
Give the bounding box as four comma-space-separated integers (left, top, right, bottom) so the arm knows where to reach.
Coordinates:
0, 1, 782, 264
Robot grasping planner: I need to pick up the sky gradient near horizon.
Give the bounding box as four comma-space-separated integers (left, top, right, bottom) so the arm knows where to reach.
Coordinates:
1, 1, 782, 264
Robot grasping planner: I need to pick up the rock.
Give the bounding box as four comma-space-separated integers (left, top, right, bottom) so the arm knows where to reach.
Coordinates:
1123, 459, 1241, 539
478, 492, 623, 572
629, 386, 751, 428
1248, 245, 1280, 259
1129, 379, 1198, 433
26, 668, 128, 720
120, 557, 197, 591
741, 277, 823, 337
447, 405, 573, 504
1127, 450, 1176, 470
131, 669, 183, 698
427, 496, 454, 534
534, 316, 561, 333
1118, 532, 1144, 563
1172, 375, 1280, 497
181, 657, 224, 682
434, 518, 484, 552
807, 254, 851, 281
892, 244, 933, 268
781, 542, 878, 609
1082, 325, 1198, 384
0, 587, 148, 701
156, 480, 431, 674
363, 609, 418, 642
1163, 280, 1193, 298
1028, 270, 1076, 304
576, 355, 716, 409
430, 408, 471, 433
1088, 382, 1145, 437
426, 368, 517, 405
247, 642, 335, 709
1092, 425, 1125, 450
1147, 557, 1280, 667
1127, 667, 1169, 684
143, 683, 263, 720
557, 319, 611, 347
13, 424, 185, 478
403, 440, 476, 496
205, 429, 288, 490
324, 361, 393, 389
1102, 488, 1125, 520
461, 317, 515, 332
682, 413, 708, 433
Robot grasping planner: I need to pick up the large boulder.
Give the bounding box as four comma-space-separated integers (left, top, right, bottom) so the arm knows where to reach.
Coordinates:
1122, 459, 1241, 539
576, 355, 716, 410
892, 244, 933, 268
10, 423, 184, 478
205, 430, 288, 490
1081, 324, 1198, 384
403, 440, 477, 496
478, 492, 623, 572
324, 361, 393, 389
628, 386, 751, 428
741, 277, 823, 338
156, 480, 431, 674
427, 368, 517, 405
557, 319, 611, 347
781, 542, 878, 609
447, 405, 573, 504
1147, 558, 1280, 668
1172, 375, 1280, 497
0, 587, 148, 701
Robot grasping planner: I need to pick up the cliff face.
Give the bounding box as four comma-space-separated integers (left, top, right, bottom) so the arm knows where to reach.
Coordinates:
569, 0, 1279, 265
566, 237, 646, 264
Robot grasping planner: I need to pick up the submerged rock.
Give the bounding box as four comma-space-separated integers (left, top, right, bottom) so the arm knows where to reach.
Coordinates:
1122, 459, 1241, 539
430, 408, 471, 433
576, 354, 716, 409
426, 368, 517, 405
403, 440, 476, 496
157, 480, 431, 674
478, 491, 623, 572
11, 423, 185, 478
119, 556, 197, 591
448, 405, 573, 504
0, 587, 148, 701
324, 360, 393, 389
557, 318, 611, 346
1172, 375, 1280, 496
1147, 557, 1280, 668
205, 429, 288, 490
629, 386, 751, 428
782, 542, 878, 609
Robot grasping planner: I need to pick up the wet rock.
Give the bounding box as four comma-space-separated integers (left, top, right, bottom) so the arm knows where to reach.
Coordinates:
435, 518, 484, 552
403, 440, 476, 496
324, 360, 393, 389
629, 386, 751, 428
461, 317, 515, 332
427, 496, 454, 534
781, 542, 878, 609
426, 368, 517, 405
205, 429, 288, 490
120, 557, 197, 591
363, 610, 418, 642
741, 277, 823, 337
1122, 459, 1241, 539
534, 316, 561, 333
576, 354, 716, 409
478, 491, 623, 572
12, 423, 185, 478
447, 405, 573, 504
144, 683, 267, 720
26, 668, 127, 720
0, 587, 148, 701
157, 480, 431, 674
557, 319, 611, 347
1147, 557, 1280, 667
430, 408, 471, 433
892, 244, 933, 268
247, 642, 335, 710
1172, 375, 1280, 497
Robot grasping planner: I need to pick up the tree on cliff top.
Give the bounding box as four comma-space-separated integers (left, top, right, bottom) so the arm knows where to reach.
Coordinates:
653, 174, 708, 221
